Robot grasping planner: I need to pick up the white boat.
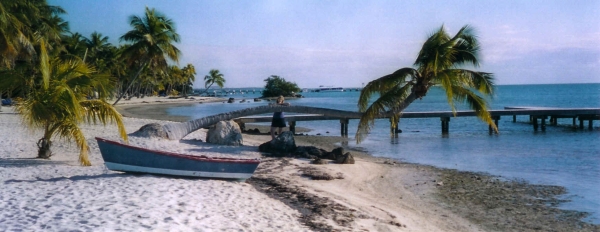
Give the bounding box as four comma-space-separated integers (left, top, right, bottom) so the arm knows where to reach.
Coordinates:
317, 86, 344, 92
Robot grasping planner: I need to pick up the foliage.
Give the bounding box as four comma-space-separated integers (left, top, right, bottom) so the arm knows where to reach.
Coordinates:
113, 6, 181, 105
7, 40, 127, 165
261, 75, 301, 98
203, 69, 225, 92
356, 25, 496, 143
0, 0, 67, 68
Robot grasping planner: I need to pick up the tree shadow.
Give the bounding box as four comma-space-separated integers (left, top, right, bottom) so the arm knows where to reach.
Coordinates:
0, 157, 71, 168
4, 173, 127, 184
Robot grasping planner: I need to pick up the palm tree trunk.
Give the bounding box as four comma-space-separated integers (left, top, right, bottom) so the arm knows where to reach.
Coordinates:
162, 105, 363, 140
113, 61, 147, 105
36, 138, 52, 159
386, 91, 418, 117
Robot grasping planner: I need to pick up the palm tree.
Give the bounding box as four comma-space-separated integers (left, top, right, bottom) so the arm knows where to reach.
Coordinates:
83, 31, 110, 64
203, 69, 225, 94
0, 0, 66, 68
113, 6, 181, 105
181, 63, 196, 96
356, 25, 496, 143
162, 105, 361, 140
61, 32, 87, 60
8, 40, 128, 166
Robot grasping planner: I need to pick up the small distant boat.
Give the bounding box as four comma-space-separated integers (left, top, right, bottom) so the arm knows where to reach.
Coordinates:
95, 137, 260, 180
316, 85, 344, 92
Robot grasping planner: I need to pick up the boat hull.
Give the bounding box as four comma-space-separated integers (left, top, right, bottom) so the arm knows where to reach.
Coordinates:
96, 137, 260, 180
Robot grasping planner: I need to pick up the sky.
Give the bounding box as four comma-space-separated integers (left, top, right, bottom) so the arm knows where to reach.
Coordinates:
49, 0, 600, 88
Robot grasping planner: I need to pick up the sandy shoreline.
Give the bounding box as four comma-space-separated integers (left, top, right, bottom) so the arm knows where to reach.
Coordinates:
1, 97, 598, 231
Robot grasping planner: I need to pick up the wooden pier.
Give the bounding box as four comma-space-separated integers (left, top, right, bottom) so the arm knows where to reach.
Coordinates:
234, 107, 600, 136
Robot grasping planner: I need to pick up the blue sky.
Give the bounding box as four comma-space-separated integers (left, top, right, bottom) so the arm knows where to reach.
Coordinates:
50, 0, 600, 88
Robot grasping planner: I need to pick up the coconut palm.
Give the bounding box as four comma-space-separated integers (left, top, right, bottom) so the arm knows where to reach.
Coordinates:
203, 69, 225, 94
113, 6, 181, 105
181, 63, 196, 96
356, 25, 496, 143
10, 40, 127, 166
83, 31, 110, 64
0, 0, 66, 68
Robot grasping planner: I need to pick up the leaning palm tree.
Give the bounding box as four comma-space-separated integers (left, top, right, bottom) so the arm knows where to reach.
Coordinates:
202, 69, 225, 94
356, 25, 496, 143
10, 40, 128, 166
113, 6, 181, 105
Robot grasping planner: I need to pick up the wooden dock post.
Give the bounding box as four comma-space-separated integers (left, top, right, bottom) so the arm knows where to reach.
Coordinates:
513, 115, 516, 122
541, 116, 546, 131
532, 116, 547, 131
490, 116, 500, 133
389, 117, 400, 137
340, 119, 349, 137
579, 115, 599, 130
289, 121, 296, 134
441, 117, 450, 133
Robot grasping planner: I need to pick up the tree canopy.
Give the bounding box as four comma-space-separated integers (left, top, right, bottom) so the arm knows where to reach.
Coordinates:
0, 1, 196, 165
261, 75, 301, 98
356, 25, 496, 143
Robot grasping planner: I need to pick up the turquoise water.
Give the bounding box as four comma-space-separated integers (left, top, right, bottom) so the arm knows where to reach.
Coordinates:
168, 83, 600, 223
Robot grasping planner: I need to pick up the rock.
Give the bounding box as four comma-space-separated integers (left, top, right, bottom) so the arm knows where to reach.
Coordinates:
245, 128, 260, 134
258, 131, 296, 156
335, 152, 355, 164
227, 97, 235, 103
311, 158, 329, 165
294, 146, 327, 159
206, 120, 243, 146
253, 98, 262, 102
130, 123, 168, 139
324, 147, 344, 160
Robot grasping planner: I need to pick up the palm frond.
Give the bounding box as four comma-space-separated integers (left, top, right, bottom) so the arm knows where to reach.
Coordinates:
451, 86, 497, 132
39, 39, 50, 89
356, 84, 413, 143
80, 100, 128, 142
52, 119, 91, 165
358, 68, 416, 111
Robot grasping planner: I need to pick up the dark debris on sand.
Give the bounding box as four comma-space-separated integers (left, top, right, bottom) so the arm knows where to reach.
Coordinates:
247, 158, 396, 231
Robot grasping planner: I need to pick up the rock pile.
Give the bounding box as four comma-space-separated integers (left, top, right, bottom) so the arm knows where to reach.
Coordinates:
258, 131, 354, 164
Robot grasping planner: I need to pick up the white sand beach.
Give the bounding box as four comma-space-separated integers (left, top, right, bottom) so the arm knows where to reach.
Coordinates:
2, 97, 595, 231
0, 99, 476, 232
0, 105, 310, 231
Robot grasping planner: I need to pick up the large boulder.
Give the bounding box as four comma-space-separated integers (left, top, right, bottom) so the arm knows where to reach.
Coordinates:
206, 120, 243, 146
130, 123, 168, 138
258, 131, 296, 157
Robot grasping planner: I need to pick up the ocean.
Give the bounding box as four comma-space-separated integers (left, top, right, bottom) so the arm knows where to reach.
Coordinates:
167, 83, 600, 223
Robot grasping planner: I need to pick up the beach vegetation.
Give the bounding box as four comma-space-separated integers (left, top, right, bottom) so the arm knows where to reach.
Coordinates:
7, 40, 128, 165
202, 69, 226, 94
261, 75, 301, 98
113, 6, 181, 105
356, 25, 496, 143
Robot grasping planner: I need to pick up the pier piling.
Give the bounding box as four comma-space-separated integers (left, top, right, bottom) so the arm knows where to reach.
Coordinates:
340, 119, 349, 137
441, 117, 450, 133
